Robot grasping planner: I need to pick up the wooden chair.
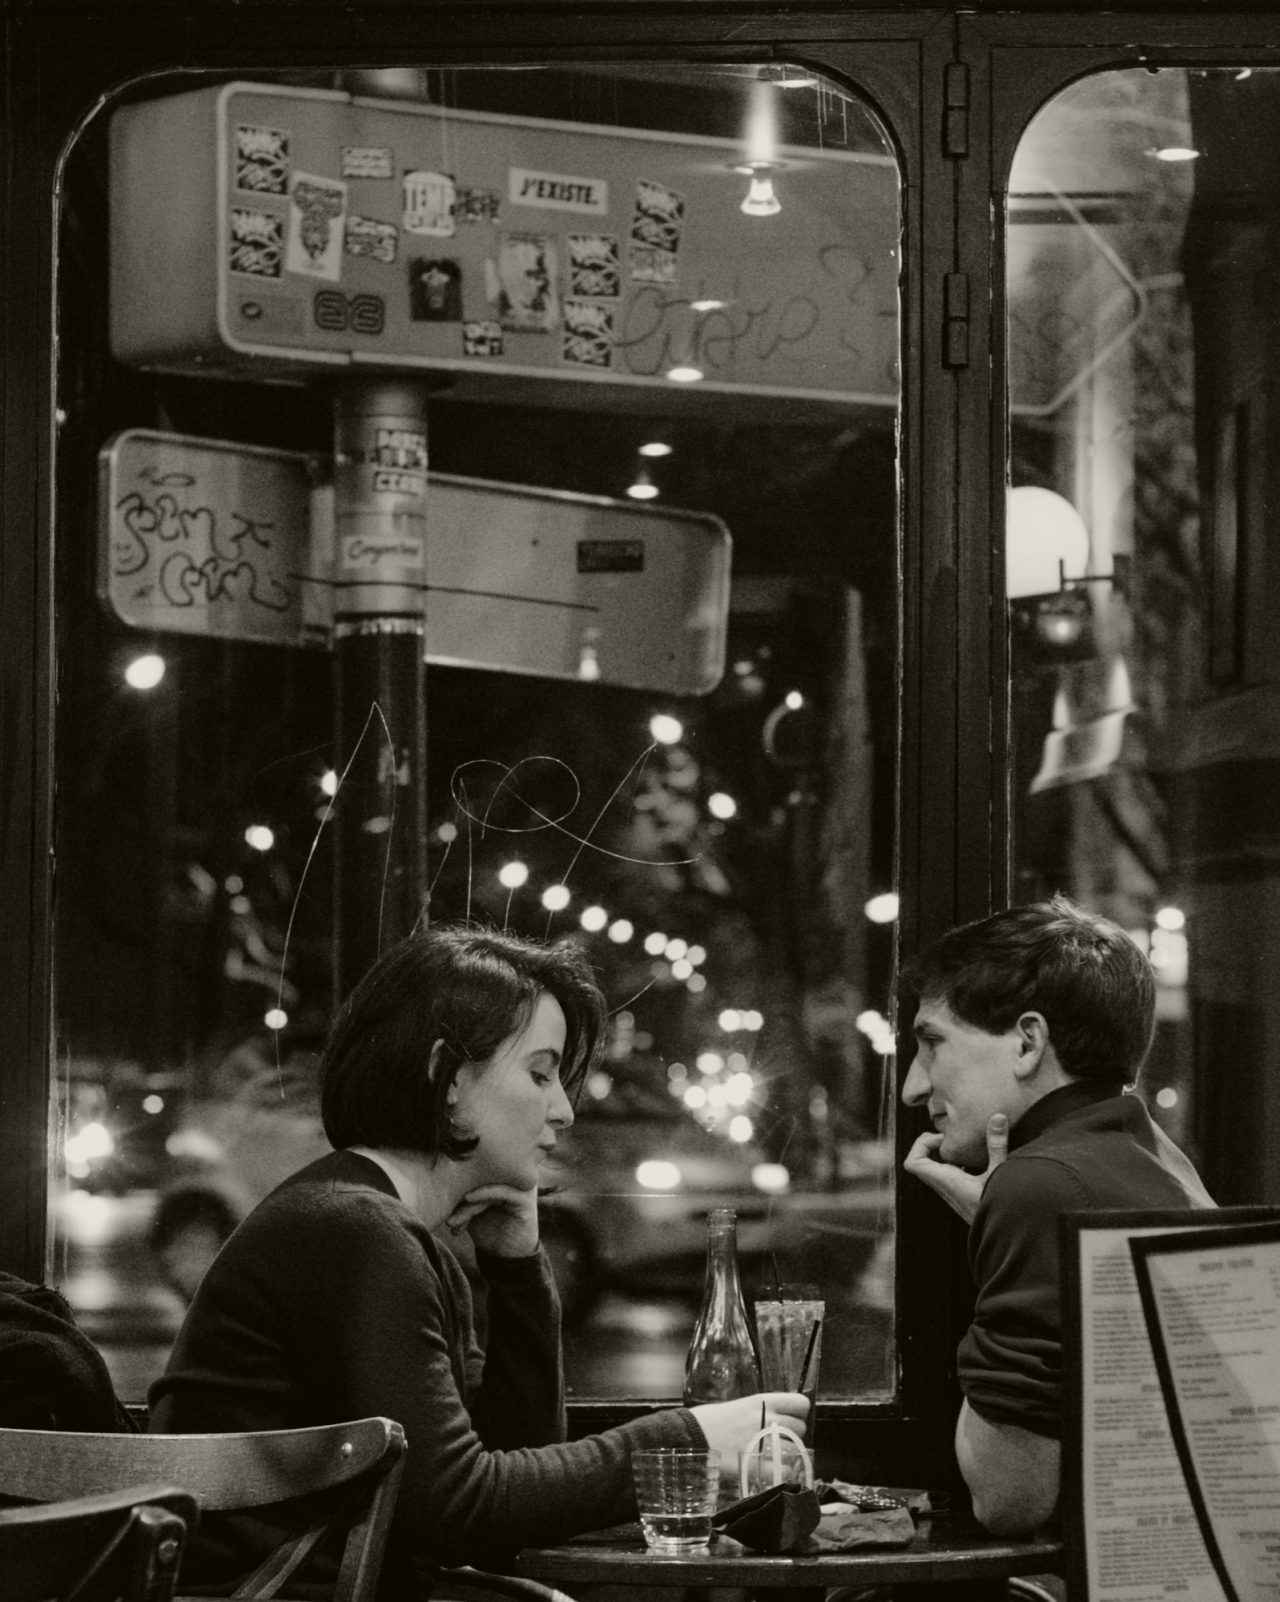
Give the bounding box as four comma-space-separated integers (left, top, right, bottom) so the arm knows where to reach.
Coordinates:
0, 1482, 195, 1602
0, 1417, 405, 1601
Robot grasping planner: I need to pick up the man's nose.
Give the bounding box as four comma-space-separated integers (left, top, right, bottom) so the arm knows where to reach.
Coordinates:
901, 1057, 929, 1107
549, 1080, 575, 1129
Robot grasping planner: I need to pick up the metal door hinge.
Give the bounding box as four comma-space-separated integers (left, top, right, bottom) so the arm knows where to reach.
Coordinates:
943, 61, 969, 158
944, 272, 969, 368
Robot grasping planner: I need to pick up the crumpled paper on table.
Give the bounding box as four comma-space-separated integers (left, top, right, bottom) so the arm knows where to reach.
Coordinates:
712, 1479, 928, 1554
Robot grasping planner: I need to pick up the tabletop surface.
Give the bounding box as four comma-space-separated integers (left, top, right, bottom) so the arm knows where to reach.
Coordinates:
511, 1512, 1063, 1588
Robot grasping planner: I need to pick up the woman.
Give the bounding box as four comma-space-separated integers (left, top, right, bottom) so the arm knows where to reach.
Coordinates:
150, 924, 807, 1597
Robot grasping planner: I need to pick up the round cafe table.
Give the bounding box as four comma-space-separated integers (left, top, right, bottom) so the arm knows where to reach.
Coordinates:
510, 1512, 1062, 1601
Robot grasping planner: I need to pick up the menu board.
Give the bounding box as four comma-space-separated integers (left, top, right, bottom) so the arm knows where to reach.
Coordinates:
1059, 1208, 1280, 1602
109, 82, 900, 410
1132, 1221, 1280, 1602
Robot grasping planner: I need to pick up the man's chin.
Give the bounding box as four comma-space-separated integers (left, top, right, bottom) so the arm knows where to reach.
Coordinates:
940, 1135, 987, 1171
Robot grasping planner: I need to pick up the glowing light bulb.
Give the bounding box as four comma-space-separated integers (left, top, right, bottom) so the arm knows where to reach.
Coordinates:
627, 465, 659, 500
607, 919, 633, 943
740, 167, 782, 216
865, 892, 900, 924
708, 792, 737, 820
644, 931, 667, 956
498, 861, 529, 889
320, 769, 338, 796
666, 363, 704, 383
244, 824, 274, 852
639, 440, 673, 458
541, 884, 571, 912
124, 653, 165, 690
649, 713, 683, 745
264, 1007, 288, 1030
580, 905, 608, 932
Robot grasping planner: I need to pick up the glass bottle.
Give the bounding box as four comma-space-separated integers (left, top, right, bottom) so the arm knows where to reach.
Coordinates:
682, 1207, 760, 1405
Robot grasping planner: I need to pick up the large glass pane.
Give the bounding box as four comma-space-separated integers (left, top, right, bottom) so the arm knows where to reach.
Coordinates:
50, 61, 901, 1405
1007, 66, 1280, 1201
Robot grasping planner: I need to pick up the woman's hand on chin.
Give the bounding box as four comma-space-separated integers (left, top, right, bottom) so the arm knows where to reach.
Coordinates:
447, 1182, 541, 1257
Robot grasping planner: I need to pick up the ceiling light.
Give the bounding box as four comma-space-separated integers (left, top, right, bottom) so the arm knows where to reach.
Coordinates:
737, 161, 782, 217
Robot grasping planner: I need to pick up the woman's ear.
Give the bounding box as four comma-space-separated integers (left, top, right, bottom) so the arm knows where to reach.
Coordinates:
427, 1038, 457, 1105
1012, 1011, 1050, 1079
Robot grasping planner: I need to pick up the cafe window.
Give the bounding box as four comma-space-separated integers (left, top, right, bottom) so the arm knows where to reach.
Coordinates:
1005, 61, 1280, 1205
48, 62, 902, 1405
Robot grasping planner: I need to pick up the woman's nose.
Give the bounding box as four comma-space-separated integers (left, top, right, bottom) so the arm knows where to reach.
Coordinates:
549, 1080, 574, 1129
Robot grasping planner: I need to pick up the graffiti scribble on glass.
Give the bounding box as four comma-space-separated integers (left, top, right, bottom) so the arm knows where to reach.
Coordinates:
113, 490, 293, 612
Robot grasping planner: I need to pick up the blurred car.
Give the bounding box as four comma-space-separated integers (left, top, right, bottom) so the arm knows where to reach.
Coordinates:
149, 1028, 331, 1300
538, 1061, 892, 1324
149, 1030, 892, 1328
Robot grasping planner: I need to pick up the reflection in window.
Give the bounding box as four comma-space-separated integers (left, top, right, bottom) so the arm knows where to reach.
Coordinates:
52, 64, 901, 1402
1007, 67, 1280, 1206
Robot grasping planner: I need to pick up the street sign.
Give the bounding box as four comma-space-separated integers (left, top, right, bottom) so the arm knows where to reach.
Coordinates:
109, 83, 900, 413
99, 429, 730, 695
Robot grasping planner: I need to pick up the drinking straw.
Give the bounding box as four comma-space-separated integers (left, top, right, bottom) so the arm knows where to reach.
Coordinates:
798, 1318, 822, 1395
760, 1400, 767, 1432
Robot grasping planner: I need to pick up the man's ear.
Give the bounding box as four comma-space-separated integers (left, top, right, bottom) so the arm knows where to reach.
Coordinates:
1011, 1012, 1050, 1079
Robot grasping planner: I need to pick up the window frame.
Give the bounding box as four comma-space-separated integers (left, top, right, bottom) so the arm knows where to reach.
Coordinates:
5, 0, 1279, 1491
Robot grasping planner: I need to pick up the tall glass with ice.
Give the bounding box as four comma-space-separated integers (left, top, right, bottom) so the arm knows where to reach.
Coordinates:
754, 1285, 824, 1416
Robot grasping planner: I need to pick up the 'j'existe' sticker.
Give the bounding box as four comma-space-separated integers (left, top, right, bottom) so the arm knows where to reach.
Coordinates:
286, 172, 348, 282
408, 257, 462, 321
495, 233, 559, 333
234, 125, 289, 196
229, 208, 284, 279
567, 234, 621, 299
509, 168, 608, 216
562, 299, 614, 368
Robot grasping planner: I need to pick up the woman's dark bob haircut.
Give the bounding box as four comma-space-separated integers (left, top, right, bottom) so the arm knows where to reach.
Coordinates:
897, 893, 1156, 1085
320, 923, 607, 1158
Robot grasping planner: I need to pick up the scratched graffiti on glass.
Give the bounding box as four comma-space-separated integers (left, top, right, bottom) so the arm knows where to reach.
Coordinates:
101, 431, 319, 646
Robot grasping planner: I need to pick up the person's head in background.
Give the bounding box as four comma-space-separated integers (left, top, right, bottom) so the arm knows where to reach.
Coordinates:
898, 893, 1155, 1169
320, 924, 606, 1186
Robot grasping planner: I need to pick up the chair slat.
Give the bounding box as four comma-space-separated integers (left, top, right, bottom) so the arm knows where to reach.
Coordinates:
0, 1418, 395, 1506
0, 1419, 405, 1602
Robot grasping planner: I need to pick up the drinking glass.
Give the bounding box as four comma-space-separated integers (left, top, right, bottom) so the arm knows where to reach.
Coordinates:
631, 1448, 721, 1552
754, 1285, 824, 1412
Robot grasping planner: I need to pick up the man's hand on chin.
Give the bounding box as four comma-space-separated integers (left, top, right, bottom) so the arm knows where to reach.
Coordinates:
902, 1114, 1009, 1225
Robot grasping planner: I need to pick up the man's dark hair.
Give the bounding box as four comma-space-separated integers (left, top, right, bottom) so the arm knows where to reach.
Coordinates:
897, 893, 1155, 1084
320, 923, 606, 1156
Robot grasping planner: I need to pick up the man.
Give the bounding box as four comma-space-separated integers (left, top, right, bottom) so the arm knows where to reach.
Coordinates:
899, 894, 1213, 1536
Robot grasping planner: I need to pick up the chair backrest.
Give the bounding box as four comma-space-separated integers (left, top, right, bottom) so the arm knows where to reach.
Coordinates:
0, 1417, 406, 1602
0, 1483, 195, 1602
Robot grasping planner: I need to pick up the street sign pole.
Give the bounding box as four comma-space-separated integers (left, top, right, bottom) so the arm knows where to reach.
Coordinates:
331, 377, 429, 1000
